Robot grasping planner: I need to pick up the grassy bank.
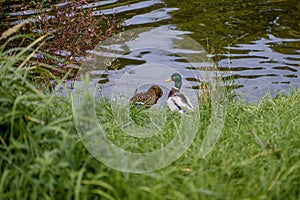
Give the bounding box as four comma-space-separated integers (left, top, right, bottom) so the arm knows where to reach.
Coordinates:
1, 39, 300, 200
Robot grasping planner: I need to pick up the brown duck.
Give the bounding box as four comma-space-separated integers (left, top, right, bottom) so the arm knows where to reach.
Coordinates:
131, 85, 163, 107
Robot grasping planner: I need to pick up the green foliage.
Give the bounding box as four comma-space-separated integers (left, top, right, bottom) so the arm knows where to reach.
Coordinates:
0, 34, 85, 199
96, 99, 187, 153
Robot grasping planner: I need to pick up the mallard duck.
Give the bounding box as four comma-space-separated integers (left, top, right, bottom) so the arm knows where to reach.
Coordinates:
165, 73, 194, 113
130, 85, 163, 107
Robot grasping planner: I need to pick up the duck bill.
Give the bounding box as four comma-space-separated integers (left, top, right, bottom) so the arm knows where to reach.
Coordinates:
165, 77, 172, 82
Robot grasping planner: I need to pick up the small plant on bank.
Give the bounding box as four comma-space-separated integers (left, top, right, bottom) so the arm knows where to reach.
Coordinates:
1, 0, 121, 89
34, 0, 119, 63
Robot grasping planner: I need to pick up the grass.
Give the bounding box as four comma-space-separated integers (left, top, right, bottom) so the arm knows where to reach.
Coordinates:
1, 35, 300, 200
96, 99, 195, 154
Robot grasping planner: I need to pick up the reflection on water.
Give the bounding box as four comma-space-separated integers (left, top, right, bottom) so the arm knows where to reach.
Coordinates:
219, 34, 300, 101
1, 0, 299, 102
82, 26, 214, 106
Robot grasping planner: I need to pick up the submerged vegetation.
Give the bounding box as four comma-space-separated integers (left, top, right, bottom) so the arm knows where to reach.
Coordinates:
0, 1, 300, 200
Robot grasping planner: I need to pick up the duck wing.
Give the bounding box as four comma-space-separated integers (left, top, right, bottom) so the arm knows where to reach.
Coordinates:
169, 92, 194, 111
131, 92, 157, 106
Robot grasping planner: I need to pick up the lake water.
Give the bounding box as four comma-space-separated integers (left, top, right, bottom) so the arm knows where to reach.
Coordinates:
1, 0, 300, 102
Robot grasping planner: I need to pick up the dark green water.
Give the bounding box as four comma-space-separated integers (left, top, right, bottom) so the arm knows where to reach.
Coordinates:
1, 0, 300, 102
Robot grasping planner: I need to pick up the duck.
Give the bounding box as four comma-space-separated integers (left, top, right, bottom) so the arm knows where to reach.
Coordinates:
165, 73, 194, 113
130, 85, 163, 108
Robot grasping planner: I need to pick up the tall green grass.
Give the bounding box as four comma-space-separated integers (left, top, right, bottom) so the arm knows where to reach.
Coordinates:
0, 34, 299, 199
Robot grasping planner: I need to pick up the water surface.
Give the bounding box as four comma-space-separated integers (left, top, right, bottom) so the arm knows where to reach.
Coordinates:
1, 0, 299, 102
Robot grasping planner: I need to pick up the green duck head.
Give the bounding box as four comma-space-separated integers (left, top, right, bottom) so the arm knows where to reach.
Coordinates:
165, 73, 182, 89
